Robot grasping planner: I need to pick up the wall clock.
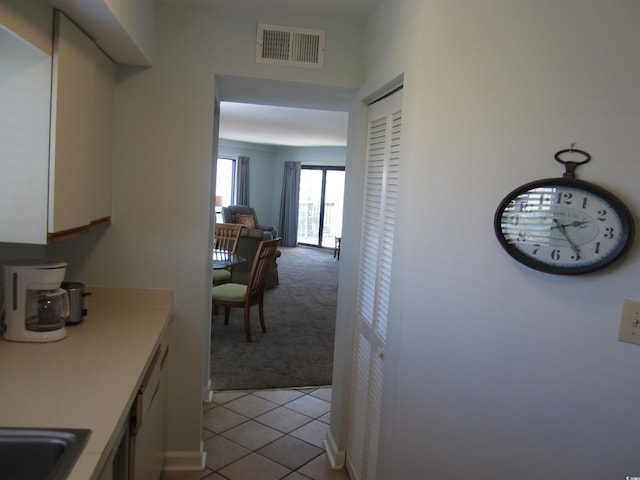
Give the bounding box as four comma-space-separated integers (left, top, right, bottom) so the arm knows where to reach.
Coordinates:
494, 148, 635, 275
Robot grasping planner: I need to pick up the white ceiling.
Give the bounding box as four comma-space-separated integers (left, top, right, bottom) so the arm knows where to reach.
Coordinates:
161, 0, 381, 19
216, 76, 355, 147
220, 103, 349, 147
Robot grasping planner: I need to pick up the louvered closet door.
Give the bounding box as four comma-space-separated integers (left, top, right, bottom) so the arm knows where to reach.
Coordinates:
347, 88, 402, 480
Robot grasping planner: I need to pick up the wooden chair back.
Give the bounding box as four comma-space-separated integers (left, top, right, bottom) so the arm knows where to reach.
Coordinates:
214, 223, 243, 254
245, 238, 280, 304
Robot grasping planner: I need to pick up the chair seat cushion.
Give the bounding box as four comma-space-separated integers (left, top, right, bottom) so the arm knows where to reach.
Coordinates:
212, 283, 247, 302
212, 269, 232, 283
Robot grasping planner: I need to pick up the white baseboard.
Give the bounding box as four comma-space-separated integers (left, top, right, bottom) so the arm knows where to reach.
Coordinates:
203, 379, 213, 403
324, 431, 345, 469
163, 442, 207, 472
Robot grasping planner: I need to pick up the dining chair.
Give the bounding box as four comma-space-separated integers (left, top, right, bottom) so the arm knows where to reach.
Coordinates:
212, 223, 243, 286
211, 238, 280, 342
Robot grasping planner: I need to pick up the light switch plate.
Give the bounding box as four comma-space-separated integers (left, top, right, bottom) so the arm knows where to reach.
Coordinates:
618, 299, 640, 345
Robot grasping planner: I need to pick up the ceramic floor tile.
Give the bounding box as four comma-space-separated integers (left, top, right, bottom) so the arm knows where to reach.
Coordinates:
290, 420, 329, 449
203, 405, 249, 434
202, 428, 215, 441
309, 388, 332, 403
212, 390, 249, 405
203, 435, 251, 471
297, 453, 351, 480
286, 395, 331, 419
253, 388, 305, 405
297, 388, 317, 394
254, 405, 313, 433
257, 434, 323, 470
282, 472, 312, 480
194, 388, 339, 480
219, 452, 292, 480
161, 469, 215, 480
220, 419, 284, 450
224, 392, 279, 417
318, 411, 331, 425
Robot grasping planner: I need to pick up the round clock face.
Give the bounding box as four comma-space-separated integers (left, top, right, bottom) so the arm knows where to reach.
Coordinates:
494, 178, 635, 275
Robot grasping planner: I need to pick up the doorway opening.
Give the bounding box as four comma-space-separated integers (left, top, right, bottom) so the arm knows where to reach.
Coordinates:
209, 75, 353, 391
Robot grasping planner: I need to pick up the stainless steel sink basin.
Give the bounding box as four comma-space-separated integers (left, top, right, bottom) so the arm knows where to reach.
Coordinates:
0, 427, 90, 480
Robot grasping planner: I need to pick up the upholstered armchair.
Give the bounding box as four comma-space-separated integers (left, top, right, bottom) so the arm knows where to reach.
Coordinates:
221, 205, 277, 240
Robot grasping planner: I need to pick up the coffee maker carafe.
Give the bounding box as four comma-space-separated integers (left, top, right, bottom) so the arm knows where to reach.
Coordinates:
2, 260, 69, 342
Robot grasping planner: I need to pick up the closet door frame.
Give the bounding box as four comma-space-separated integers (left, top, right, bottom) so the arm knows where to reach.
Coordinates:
347, 87, 403, 480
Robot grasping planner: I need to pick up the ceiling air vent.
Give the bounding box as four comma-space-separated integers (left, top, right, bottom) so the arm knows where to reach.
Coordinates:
256, 24, 325, 69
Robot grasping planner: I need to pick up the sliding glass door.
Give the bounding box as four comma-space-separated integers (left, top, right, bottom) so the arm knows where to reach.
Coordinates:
298, 166, 345, 248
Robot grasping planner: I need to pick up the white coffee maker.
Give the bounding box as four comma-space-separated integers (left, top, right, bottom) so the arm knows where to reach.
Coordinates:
2, 260, 69, 342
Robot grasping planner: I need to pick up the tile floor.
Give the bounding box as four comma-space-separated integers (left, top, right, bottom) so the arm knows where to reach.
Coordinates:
162, 387, 350, 480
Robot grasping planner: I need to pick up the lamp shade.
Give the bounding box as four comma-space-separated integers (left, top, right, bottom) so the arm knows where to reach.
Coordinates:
215, 195, 223, 207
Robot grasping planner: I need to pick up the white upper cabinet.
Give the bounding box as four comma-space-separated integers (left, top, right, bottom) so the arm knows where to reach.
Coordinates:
0, 10, 115, 244
48, 11, 114, 239
0, 25, 52, 244
91, 44, 115, 221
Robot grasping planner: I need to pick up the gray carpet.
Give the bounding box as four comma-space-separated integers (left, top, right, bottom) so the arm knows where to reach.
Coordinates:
210, 245, 339, 390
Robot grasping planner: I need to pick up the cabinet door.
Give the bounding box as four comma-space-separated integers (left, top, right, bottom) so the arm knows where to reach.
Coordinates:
91, 47, 115, 222
49, 11, 96, 233
0, 25, 51, 244
130, 342, 169, 480
49, 11, 114, 236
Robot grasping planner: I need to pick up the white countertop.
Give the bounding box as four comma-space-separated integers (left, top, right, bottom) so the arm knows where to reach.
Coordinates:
0, 287, 173, 479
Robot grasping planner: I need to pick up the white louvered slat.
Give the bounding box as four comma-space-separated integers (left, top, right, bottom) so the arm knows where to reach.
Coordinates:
357, 113, 388, 328
365, 352, 384, 479
374, 109, 401, 341
347, 332, 371, 480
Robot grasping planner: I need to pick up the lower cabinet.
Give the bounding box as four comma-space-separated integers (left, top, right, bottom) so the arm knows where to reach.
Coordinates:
129, 341, 170, 480
97, 421, 130, 480
98, 336, 169, 480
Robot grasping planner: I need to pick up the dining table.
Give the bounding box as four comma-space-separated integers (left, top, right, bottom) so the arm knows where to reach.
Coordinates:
212, 249, 247, 270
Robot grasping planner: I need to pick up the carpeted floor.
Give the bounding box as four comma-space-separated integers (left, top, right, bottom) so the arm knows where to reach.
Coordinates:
210, 245, 339, 390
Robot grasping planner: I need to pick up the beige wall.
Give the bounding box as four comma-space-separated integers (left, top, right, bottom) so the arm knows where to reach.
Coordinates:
0, 0, 52, 52
332, 0, 640, 478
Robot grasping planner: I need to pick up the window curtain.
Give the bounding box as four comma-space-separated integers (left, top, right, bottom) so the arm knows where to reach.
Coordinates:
279, 161, 301, 247
236, 156, 250, 205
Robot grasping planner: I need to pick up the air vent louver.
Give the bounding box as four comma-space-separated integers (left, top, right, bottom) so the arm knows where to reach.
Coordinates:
257, 24, 325, 69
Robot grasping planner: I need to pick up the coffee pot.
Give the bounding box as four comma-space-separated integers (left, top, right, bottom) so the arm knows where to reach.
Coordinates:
2, 260, 69, 342
61, 282, 91, 325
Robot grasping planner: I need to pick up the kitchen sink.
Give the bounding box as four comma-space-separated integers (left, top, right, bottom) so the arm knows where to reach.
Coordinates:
0, 427, 90, 480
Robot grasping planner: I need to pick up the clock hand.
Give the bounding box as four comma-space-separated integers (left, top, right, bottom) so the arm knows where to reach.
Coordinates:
552, 219, 581, 255
550, 220, 589, 229
564, 220, 589, 228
